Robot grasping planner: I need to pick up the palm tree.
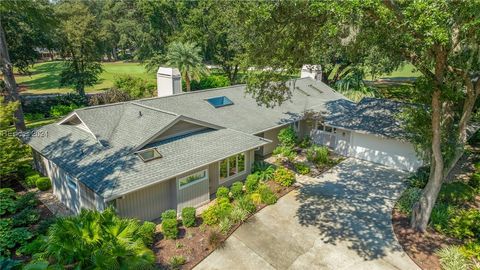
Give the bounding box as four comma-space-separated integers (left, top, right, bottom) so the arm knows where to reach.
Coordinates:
165, 41, 208, 92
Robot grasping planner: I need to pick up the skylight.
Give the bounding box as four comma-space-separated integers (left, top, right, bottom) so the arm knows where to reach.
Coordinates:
137, 148, 162, 162
206, 96, 234, 108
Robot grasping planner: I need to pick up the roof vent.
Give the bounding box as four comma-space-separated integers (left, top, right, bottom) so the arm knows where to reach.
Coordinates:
206, 96, 234, 108
139, 111, 143, 117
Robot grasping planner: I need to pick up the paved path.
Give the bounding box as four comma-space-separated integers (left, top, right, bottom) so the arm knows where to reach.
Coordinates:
195, 158, 419, 270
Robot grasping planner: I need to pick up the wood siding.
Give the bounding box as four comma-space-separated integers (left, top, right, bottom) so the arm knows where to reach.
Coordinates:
151, 121, 206, 143
115, 178, 175, 220
209, 150, 255, 193
176, 166, 210, 212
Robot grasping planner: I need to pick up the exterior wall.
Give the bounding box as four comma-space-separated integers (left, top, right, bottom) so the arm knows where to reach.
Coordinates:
261, 125, 284, 156
349, 132, 422, 172
115, 177, 176, 220
209, 150, 255, 194
151, 121, 206, 143
32, 149, 104, 214
176, 166, 210, 212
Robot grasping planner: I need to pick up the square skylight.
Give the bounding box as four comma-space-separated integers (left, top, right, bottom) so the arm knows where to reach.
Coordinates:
206, 96, 234, 108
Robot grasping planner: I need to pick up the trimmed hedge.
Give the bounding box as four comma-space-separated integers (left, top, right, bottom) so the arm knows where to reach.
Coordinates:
161, 209, 177, 220
216, 186, 229, 199
161, 219, 178, 239
273, 167, 295, 187
181, 207, 196, 228
25, 174, 41, 188
245, 174, 259, 193
230, 181, 244, 199
35, 177, 51, 191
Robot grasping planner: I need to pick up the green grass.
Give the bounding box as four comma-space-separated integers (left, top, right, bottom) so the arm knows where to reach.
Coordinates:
16, 61, 156, 95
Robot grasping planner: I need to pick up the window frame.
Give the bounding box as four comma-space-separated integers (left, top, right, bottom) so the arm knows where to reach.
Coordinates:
136, 148, 162, 162
178, 169, 208, 190
218, 152, 246, 184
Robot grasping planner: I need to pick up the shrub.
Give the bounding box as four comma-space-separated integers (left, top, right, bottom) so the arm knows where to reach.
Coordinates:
88, 87, 131, 106
306, 145, 329, 164
436, 246, 470, 270
396, 187, 422, 215
235, 195, 256, 214
230, 181, 244, 199
258, 184, 277, 205
12, 207, 40, 227
50, 104, 79, 117
468, 173, 480, 192
230, 206, 249, 223
219, 217, 234, 234
24, 113, 45, 121
0, 188, 17, 215
161, 219, 178, 239
274, 167, 295, 187
438, 182, 475, 204
215, 199, 233, 220
202, 207, 219, 226
208, 230, 223, 249
273, 146, 296, 161
407, 166, 430, 189
181, 207, 196, 228
250, 193, 262, 205
16, 236, 46, 256
430, 203, 456, 233
169, 255, 186, 269
114, 75, 155, 98
245, 174, 260, 193
449, 208, 480, 240
216, 186, 229, 199
474, 162, 480, 173
0, 226, 33, 253
161, 209, 177, 220
35, 177, 51, 191
138, 221, 156, 245
15, 192, 38, 211
297, 136, 312, 148
190, 75, 230, 90
202, 199, 233, 226
252, 161, 275, 181
294, 162, 310, 175
278, 126, 297, 147
460, 240, 480, 261
25, 174, 41, 188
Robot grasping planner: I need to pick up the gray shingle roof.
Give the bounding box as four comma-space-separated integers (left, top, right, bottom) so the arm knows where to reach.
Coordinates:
22, 77, 350, 200
324, 97, 410, 139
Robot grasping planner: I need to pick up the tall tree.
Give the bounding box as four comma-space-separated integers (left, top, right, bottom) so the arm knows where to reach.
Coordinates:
237, 0, 480, 232
164, 41, 208, 92
55, 1, 103, 96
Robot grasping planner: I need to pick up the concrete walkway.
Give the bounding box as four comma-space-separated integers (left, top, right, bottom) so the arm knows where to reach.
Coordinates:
195, 158, 419, 270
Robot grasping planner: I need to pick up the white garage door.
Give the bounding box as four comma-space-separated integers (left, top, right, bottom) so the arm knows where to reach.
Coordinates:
350, 132, 422, 172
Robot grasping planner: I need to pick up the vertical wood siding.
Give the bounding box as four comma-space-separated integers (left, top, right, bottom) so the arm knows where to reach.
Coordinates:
262, 125, 285, 156
210, 150, 255, 192
115, 178, 175, 221
176, 166, 210, 212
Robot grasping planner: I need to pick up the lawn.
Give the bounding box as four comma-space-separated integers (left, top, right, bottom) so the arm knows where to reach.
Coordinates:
15, 61, 156, 95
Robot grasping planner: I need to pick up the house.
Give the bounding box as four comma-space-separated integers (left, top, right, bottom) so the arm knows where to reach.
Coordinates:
22, 76, 422, 220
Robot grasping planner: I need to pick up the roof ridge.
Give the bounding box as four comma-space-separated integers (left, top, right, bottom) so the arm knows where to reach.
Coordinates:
136, 84, 247, 103
129, 102, 178, 116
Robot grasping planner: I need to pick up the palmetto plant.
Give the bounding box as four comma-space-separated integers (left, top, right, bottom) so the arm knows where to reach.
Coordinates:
165, 41, 208, 92
45, 208, 155, 269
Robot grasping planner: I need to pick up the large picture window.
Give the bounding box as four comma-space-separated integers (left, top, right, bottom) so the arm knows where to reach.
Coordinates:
179, 169, 208, 189
219, 152, 246, 183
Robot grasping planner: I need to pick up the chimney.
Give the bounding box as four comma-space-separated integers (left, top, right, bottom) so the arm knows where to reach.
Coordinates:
301, 65, 322, 81
157, 67, 182, 97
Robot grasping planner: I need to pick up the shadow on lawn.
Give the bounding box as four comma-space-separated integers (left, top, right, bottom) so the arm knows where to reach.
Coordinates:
295, 159, 409, 260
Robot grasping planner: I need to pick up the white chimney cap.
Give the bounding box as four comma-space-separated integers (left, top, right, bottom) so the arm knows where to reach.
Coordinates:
157, 67, 181, 77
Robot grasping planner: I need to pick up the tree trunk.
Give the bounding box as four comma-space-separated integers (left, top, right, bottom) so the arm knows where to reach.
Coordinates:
232, 64, 239, 84
411, 89, 444, 231
0, 20, 26, 131
185, 73, 191, 92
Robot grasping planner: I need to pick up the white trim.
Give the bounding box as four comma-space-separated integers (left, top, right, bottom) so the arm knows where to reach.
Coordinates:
136, 148, 162, 162
218, 152, 246, 184
57, 112, 97, 140
178, 169, 208, 190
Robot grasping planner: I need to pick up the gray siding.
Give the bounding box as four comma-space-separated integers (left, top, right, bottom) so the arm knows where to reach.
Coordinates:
209, 150, 255, 193
115, 178, 175, 220
261, 125, 284, 156
151, 121, 206, 143
176, 166, 210, 212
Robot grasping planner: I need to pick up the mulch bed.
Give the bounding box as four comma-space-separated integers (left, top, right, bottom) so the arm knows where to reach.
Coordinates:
392, 209, 461, 270
152, 181, 296, 270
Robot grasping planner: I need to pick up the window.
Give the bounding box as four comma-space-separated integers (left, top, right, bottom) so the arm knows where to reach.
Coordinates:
206, 96, 234, 108
219, 152, 246, 183
137, 148, 162, 162
179, 169, 208, 189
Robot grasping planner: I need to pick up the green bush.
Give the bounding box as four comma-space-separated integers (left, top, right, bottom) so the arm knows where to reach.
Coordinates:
250, 193, 262, 205
16, 236, 46, 256
114, 75, 155, 98
161, 219, 178, 239
474, 162, 480, 173
460, 240, 480, 260
230, 181, 244, 199
161, 209, 177, 220
15, 192, 38, 210
438, 182, 475, 204
35, 177, 51, 191
278, 126, 297, 147
0, 188, 17, 216
216, 186, 229, 199
24, 113, 45, 121
0, 225, 33, 254
202, 206, 219, 226
449, 208, 480, 240
25, 173, 41, 188
169, 255, 186, 269
202, 199, 233, 226
430, 203, 456, 233
138, 221, 156, 245
190, 75, 230, 91
396, 187, 422, 215
258, 184, 277, 205
219, 217, 234, 234
297, 136, 312, 148
229, 206, 249, 224
407, 166, 430, 189
50, 104, 80, 117
12, 207, 40, 227
252, 161, 275, 181
235, 195, 256, 214
273, 167, 295, 187
273, 145, 296, 161
436, 246, 470, 270
245, 174, 259, 193
294, 162, 310, 175
306, 145, 329, 164
181, 207, 196, 228
468, 173, 480, 192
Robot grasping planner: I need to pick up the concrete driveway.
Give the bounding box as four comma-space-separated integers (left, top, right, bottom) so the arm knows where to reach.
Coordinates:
195, 158, 419, 270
